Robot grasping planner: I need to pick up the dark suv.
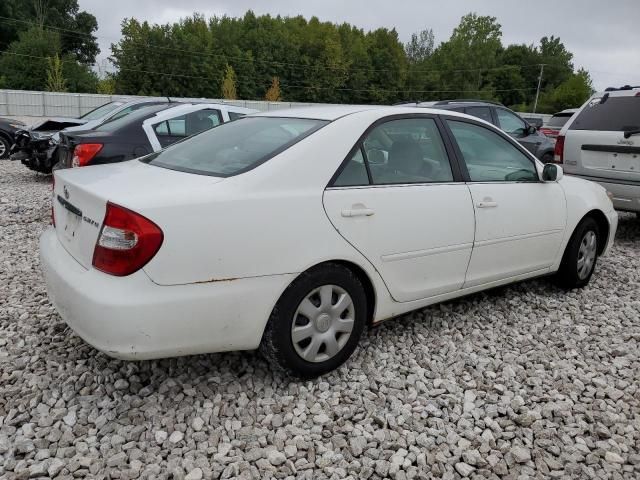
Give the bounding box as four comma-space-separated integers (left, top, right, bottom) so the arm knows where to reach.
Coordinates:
404, 100, 556, 163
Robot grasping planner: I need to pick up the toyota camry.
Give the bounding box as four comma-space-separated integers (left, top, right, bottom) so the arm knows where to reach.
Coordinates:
41, 106, 618, 378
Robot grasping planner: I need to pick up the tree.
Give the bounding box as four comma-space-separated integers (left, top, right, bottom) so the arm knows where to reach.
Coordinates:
45, 54, 66, 92
97, 76, 116, 94
221, 64, 238, 100
0, 0, 99, 64
265, 77, 282, 101
406, 29, 434, 64
537, 69, 593, 113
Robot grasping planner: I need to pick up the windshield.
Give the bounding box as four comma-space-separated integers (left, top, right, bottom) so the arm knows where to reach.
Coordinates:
569, 96, 640, 132
547, 113, 574, 128
79, 102, 124, 121
145, 117, 328, 177
96, 104, 171, 133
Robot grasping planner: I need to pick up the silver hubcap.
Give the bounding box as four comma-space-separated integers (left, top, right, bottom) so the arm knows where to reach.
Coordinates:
0, 141, 6, 157
291, 285, 355, 363
577, 230, 597, 280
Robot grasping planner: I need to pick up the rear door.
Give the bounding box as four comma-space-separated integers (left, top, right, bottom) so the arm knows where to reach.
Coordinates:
323, 115, 475, 302
144, 106, 223, 151
563, 93, 640, 187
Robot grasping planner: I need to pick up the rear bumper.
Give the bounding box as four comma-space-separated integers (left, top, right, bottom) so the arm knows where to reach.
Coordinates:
567, 174, 640, 212
39, 227, 295, 360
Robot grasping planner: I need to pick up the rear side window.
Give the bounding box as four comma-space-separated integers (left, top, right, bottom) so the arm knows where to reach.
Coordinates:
465, 106, 493, 124
228, 111, 245, 121
145, 117, 327, 177
569, 96, 640, 131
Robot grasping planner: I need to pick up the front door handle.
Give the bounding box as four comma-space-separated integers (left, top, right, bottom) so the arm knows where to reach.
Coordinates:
341, 207, 375, 218
476, 201, 498, 208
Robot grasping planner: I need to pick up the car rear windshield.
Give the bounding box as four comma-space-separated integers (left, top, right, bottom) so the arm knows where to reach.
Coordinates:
569, 96, 640, 131
144, 117, 328, 177
547, 113, 573, 128
79, 102, 123, 121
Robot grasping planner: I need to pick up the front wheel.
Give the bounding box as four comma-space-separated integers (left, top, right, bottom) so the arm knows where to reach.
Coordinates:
260, 263, 368, 378
0, 137, 10, 159
555, 217, 600, 289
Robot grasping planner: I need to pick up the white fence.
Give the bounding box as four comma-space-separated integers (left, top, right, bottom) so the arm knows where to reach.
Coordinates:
0, 88, 551, 123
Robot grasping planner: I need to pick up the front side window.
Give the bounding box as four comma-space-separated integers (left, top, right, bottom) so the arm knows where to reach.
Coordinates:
447, 120, 538, 182
145, 117, 327, 177
358, 118, 453, 185
496, 108, 527, 135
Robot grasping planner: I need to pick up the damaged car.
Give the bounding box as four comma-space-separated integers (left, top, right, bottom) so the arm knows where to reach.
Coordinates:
10, 98, 171, 173
0, 117, 26, 159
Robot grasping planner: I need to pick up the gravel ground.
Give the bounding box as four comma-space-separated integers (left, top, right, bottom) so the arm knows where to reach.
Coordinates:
1, 159, 639, 480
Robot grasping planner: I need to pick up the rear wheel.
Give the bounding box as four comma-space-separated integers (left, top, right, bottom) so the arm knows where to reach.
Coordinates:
556, 217, 600, 289
0, 136, 10, 159
260, 263, 367, 378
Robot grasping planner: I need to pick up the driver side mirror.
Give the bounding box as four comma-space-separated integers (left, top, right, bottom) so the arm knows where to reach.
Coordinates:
527, 125, 538, 135
542, 163, 563, 182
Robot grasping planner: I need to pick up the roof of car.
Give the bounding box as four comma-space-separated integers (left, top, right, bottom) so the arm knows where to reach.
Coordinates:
251, 105, 384, 120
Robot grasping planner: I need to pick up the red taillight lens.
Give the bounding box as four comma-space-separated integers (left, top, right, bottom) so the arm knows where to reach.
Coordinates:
554, 135, 565, 164
72, 143, 103, 167
92, 202, 163, 276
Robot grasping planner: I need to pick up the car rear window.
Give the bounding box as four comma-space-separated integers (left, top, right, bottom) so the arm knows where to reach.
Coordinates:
144, 117, 328, 177
569, 96, 640, 132
547, 113, 574, 128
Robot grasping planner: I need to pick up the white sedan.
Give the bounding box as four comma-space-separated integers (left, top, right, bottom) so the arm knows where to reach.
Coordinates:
41, 106, 618, 377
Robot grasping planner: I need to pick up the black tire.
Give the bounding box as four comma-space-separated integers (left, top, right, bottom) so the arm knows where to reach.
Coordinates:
541, 152, 554, 164
555, 217, 600, 289
260, 263, 368, 378
0, 136, 10, 159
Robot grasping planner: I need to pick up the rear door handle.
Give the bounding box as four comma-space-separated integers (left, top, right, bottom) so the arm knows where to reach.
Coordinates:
341, 208, 375, 218
476, 201, 498, 208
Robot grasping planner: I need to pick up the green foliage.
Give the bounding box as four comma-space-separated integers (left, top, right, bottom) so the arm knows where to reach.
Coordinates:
221, 64, 238, 100
46, 54, 66, 92
536, 69, 593, 113
97, 76, 116, 94
102, 10, 588, 111
0, 0, 99, 64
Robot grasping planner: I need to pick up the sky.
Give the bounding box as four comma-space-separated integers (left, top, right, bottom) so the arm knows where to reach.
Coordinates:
79, 0, 640, 92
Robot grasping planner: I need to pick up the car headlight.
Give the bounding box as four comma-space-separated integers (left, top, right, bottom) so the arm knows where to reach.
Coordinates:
9, 123, 25, 129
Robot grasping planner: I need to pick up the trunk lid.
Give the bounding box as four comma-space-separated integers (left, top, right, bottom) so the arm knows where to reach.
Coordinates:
53, 160, 225, 270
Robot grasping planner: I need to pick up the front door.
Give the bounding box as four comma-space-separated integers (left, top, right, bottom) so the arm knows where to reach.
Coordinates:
496, 107, 542, 155
323, 116, 475, 302
445, 118, 566, 287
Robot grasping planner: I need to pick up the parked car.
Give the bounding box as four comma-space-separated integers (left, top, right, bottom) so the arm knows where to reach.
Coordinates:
539, 109, 579, 139
555, 85, 640, 214
41, 106, 617, 377
410, 100, 556, 163
11, 98, 171, 173
522, 116, 544, 129
0, 117, 26, 159
56, 102, 257, 169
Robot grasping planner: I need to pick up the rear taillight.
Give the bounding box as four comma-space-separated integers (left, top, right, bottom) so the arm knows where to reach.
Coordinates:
51, 176, 55, 226
72, 143, 103, 167
554, 135, 565, 164
92, 202, 163, 276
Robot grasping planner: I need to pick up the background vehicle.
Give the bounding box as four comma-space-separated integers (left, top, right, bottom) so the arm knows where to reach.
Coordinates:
11, 98, 171, 173
409, 100, 556, 162
540, 109, 579, 139
41, 106, 616, 377
556, 85, 640, 214
522, 116, 544, 129
0, 117, 25, 159
56, 102, 256, 168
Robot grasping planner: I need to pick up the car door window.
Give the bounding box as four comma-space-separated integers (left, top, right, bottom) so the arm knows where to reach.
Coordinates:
153, 109, 223, 148
465, 106, 493, 124
447, 120, 539, 182
333, 149, 369, 187
361, 118, 453, 184
228, 111, 245, 121
496, 108, 527, 135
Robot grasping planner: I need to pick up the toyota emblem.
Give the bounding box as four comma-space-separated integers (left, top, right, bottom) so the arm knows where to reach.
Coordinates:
63, 186, 70, 200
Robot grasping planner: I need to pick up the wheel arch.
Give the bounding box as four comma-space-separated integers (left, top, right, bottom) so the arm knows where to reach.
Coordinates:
584, 209, 610, 255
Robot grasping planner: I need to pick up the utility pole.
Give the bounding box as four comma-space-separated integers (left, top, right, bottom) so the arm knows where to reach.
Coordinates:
533, 64, 545, 113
